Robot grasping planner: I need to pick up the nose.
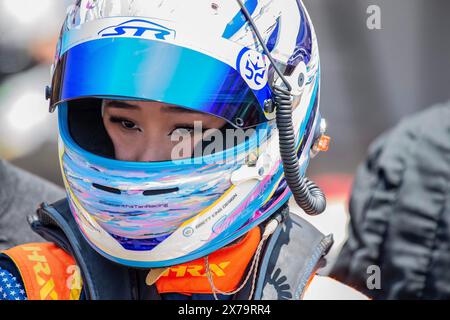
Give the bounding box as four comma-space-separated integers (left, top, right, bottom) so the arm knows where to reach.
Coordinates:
133, 131, 173, 162
136, 140, 171, 162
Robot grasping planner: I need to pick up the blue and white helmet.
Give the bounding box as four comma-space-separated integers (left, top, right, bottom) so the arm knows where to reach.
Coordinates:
48, 0, 325, 268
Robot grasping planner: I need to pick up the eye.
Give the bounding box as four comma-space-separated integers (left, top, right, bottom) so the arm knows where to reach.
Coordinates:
169, 126, 195, 136
109, 116, 141, 131
121, 120, 138, 130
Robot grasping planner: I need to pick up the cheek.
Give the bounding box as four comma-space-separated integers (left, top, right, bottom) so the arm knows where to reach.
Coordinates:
113, 140, 134, 161
170, 133, 202, 160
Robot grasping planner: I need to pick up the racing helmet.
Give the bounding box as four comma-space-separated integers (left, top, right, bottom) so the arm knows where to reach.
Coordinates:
47, 0, 327, 268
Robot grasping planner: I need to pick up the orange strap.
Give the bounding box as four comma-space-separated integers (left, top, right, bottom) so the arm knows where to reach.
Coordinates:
156, 227, 261, 295
2, 243, 82, 300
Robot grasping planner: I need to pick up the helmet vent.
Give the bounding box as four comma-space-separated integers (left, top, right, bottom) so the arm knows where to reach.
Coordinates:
92, 183, 122, 195
143, 188, 179, 196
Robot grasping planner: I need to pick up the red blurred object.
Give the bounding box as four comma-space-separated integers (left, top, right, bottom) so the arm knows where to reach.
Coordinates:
312, 173, 354, 203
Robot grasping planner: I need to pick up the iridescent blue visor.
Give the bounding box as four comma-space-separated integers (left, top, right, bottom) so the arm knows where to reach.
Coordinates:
49, 37, 271, 128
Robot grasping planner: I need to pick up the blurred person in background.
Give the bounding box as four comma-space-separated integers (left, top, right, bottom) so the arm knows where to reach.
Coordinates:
296, 0, 450, 279
275, 0, 450, 278
331, 101, 450, 299
0, 160, 64, 250
0, 1, 67, 249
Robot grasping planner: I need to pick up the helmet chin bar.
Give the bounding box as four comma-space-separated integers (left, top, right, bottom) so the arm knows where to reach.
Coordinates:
236, 0, 326, 216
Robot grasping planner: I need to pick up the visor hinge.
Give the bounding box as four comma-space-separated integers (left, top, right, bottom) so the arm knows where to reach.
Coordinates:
46, 85, 57, 113
45, 85, 51, 101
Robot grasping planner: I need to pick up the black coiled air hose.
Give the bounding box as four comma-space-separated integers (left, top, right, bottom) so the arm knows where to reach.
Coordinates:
273, 85, 327, 216
235, 0, 326, 215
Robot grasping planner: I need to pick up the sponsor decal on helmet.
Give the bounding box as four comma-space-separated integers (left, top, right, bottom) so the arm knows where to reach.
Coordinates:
98, 19, 176, 41
237, 48, 268, 91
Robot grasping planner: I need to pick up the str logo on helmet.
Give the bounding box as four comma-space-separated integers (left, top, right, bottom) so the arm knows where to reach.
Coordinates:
98, 19, 176, 41
237, 48, 268, 91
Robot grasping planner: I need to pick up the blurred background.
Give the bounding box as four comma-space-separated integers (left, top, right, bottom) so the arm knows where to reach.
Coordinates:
0, 0, 69, 183
0, 0, 449, 271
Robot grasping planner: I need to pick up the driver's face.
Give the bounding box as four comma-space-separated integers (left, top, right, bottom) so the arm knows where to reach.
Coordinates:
102, 100, 226, 162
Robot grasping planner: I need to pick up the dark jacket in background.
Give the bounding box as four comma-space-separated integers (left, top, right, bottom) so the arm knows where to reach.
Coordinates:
331, 102, 450, 299
0, 160, 64, 250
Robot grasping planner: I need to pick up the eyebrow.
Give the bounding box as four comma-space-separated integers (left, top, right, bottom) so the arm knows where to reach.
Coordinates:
105, 100, 204, 115
104, 101, 140, 109
160, 105, 204, 115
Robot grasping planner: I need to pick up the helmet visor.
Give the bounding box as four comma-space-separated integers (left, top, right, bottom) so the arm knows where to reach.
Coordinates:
49, 37, 269, 128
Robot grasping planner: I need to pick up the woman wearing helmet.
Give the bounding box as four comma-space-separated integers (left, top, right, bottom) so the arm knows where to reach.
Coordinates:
0, 0, 365, 300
